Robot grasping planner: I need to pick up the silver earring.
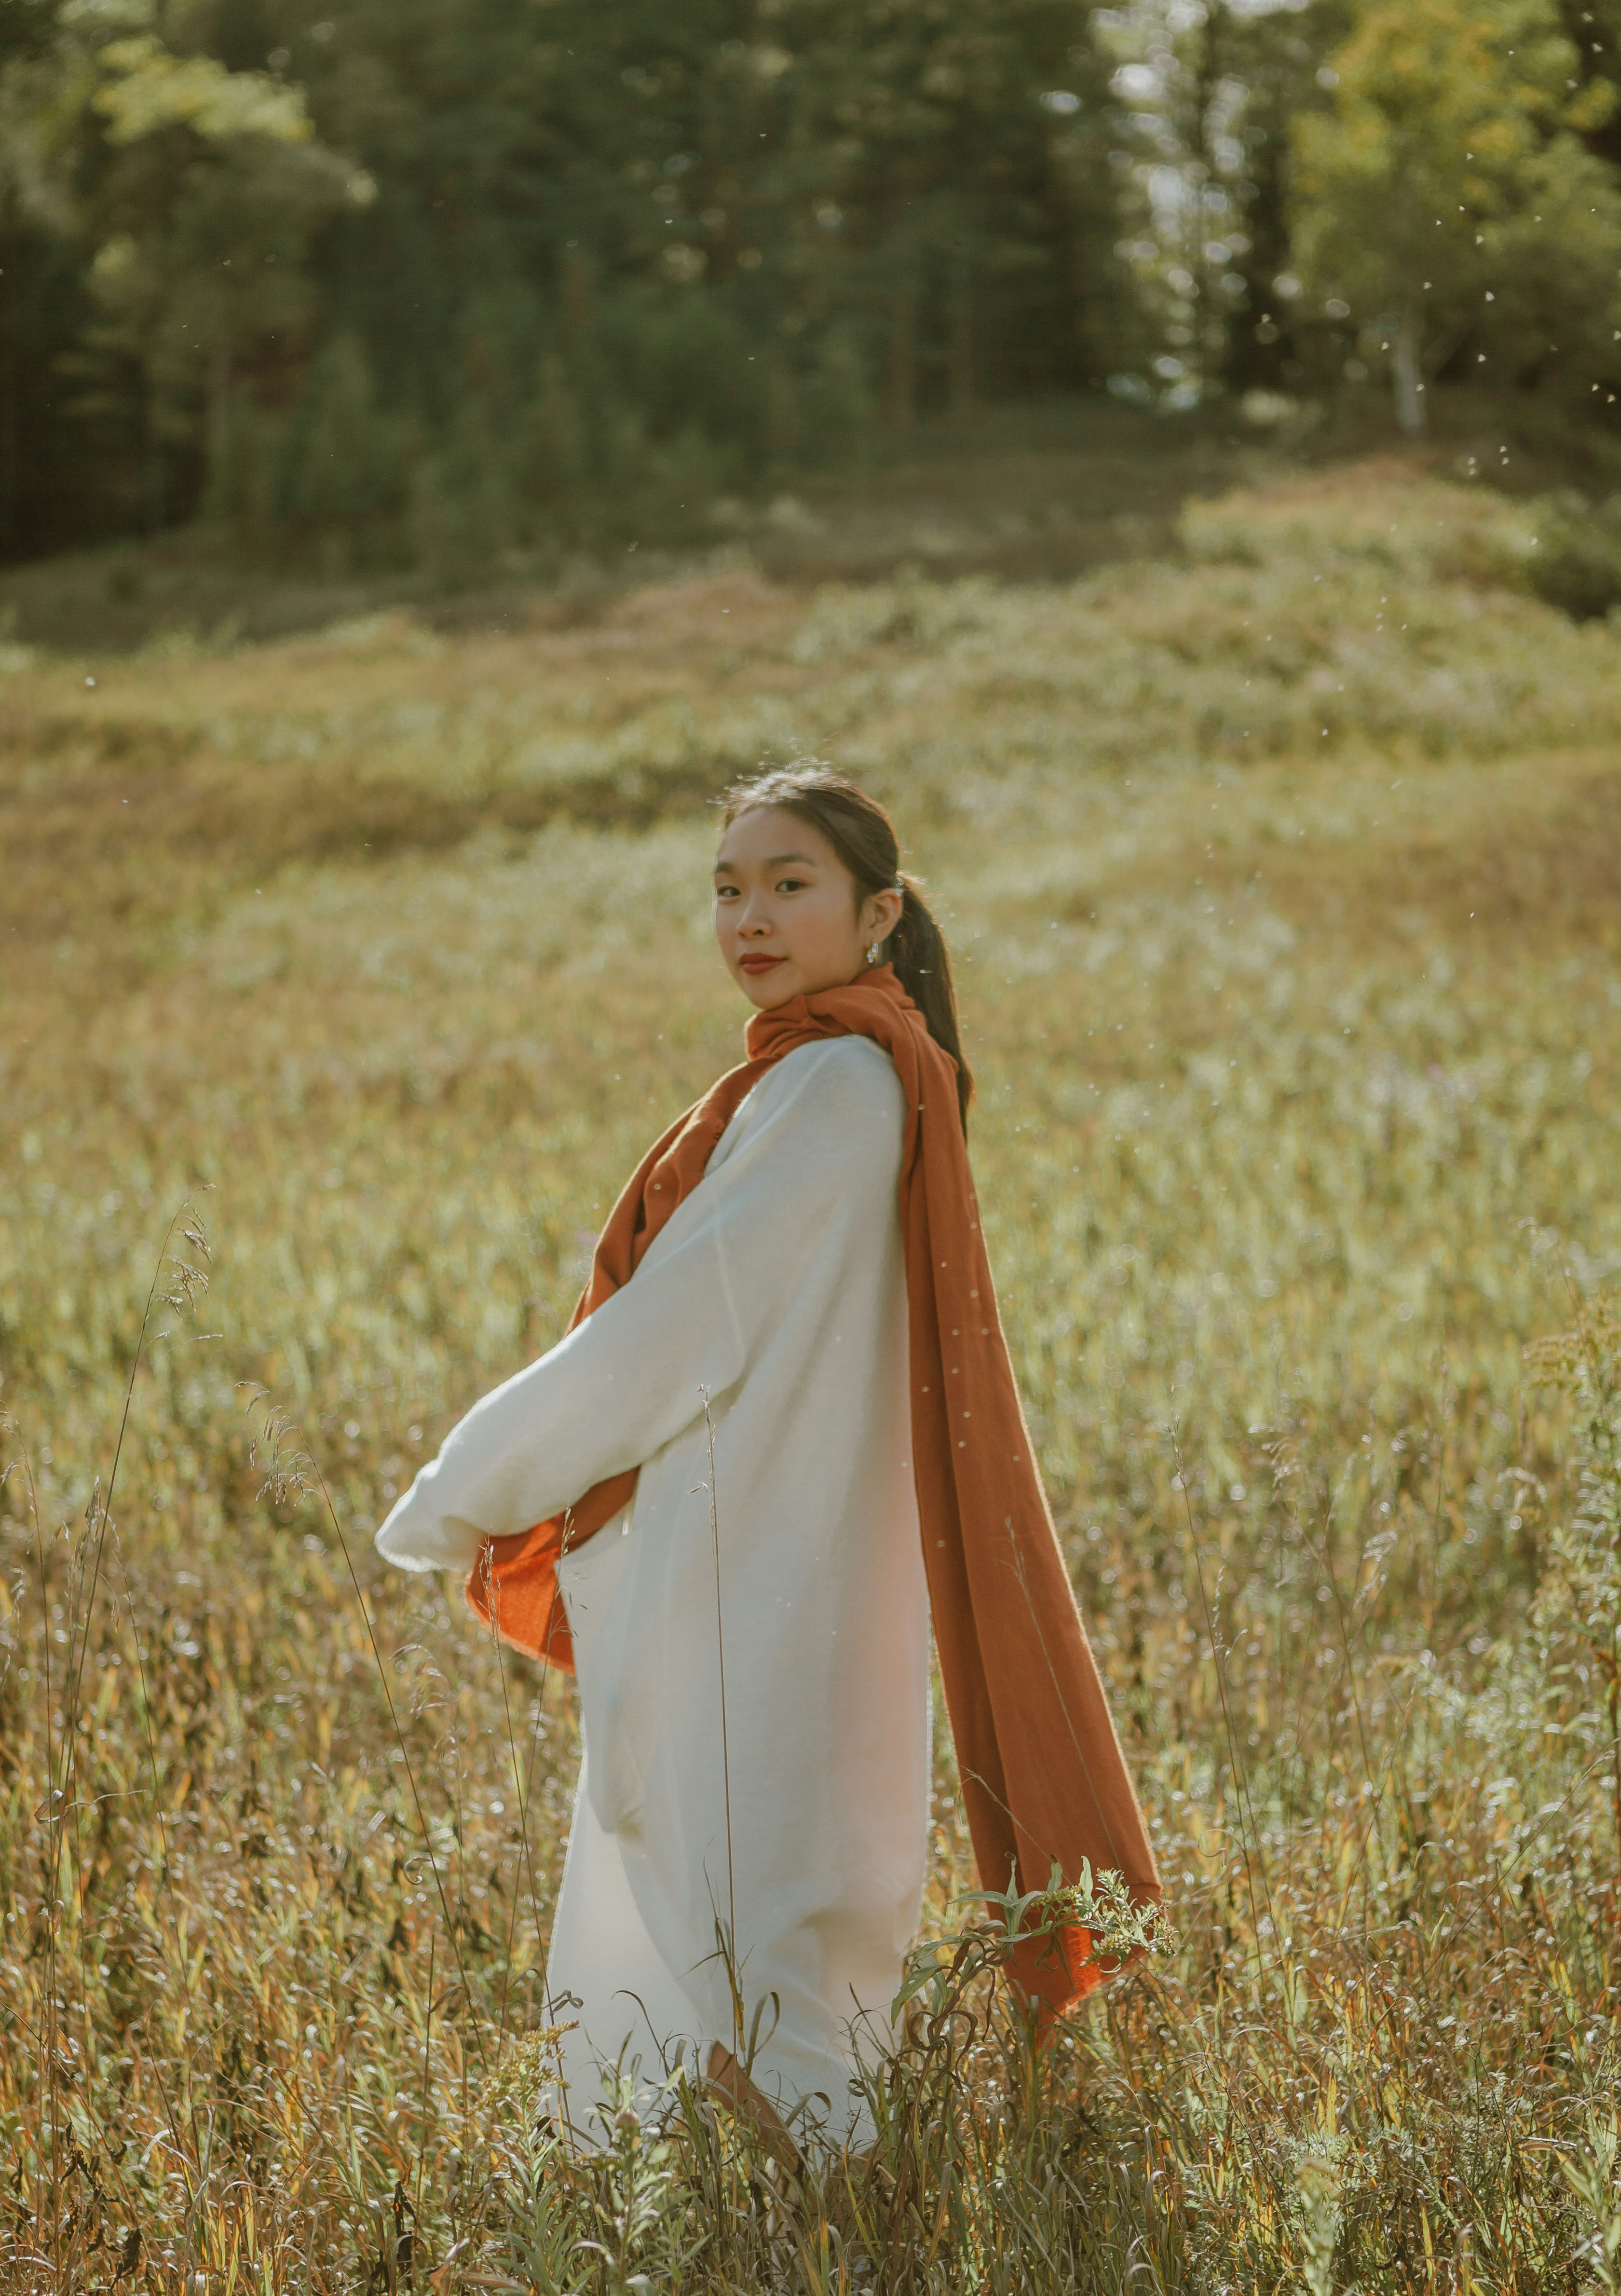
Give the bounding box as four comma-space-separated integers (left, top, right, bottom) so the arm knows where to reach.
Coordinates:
866, 942, 881, 967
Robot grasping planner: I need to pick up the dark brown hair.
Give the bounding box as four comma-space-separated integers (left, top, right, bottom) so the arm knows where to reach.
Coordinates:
718, 762, 974, 1130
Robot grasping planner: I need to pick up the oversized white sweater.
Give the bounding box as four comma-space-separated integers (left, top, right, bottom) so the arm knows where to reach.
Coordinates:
375, 1037, 931, 2142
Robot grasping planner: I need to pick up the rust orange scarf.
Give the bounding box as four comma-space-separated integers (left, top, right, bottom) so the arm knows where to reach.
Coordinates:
468, 967, 1159, 2012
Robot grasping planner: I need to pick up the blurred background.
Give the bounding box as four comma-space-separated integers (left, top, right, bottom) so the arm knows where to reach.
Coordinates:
4, 0, 1621, 606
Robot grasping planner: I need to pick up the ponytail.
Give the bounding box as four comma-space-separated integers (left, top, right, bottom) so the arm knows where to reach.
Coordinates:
719, 763, 975, 1131
888, 877, 972, 1131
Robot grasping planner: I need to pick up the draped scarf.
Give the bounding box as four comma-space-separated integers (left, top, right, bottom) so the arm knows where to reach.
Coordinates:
468, 967, 1159, 2013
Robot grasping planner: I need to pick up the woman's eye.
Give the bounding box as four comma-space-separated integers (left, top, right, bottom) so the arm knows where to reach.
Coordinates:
776, 876, 806, 893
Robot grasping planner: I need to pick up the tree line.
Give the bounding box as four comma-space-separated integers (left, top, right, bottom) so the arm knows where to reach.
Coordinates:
2, 0, 1620, 574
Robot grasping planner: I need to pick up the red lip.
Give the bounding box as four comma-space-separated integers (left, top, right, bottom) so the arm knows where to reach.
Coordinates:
738, 953, 788, 976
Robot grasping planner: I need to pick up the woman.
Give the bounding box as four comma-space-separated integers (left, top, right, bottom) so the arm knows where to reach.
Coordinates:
375, 765, 1158, 2148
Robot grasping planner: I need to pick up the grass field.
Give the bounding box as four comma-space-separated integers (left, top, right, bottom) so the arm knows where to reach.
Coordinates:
4, 448, 1621, 2291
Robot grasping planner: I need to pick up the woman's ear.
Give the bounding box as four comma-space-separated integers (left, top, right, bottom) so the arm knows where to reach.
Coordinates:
864, 887, 904, 946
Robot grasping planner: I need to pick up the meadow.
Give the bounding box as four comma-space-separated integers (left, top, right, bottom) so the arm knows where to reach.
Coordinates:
3, 450, 1621, 2291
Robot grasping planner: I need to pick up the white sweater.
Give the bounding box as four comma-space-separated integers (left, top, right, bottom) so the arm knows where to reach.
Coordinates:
375, 1038, 931, 2141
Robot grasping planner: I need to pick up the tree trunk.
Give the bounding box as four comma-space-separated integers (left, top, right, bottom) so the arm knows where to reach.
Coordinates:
207, 337, 232, 493
767, 354, 801, 457
1392, 309, 1425, 435
949, 257, 973, 419
144, 369, 164, 536
887, 267, 917, 434
560, 242, 596, 349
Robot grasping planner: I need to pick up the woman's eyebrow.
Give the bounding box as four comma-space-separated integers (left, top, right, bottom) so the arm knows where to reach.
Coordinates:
713, 850, 820, 874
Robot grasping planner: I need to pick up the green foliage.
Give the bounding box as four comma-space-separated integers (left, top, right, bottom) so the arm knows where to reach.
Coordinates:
1294, 0, 1621, 429
0, 0, 1144, 568
1092, 0, 1351, 408
21, 1, 373, 540
268, 330, 413, 568
91, 26, 314, 143
8, 0, 1621, 563
1519, 488, 1621, 617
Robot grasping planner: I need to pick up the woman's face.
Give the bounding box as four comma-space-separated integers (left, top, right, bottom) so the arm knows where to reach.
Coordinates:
713, 805, 902, 1011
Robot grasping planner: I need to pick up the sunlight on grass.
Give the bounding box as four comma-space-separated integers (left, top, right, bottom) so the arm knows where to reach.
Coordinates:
3, 464, 1621, 2288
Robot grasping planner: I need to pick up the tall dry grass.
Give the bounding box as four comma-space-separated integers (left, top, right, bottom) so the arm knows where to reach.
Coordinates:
3, 460, 1621, 2289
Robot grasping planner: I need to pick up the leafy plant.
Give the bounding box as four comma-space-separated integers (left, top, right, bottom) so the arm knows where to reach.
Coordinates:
1521, 493, 1621, 621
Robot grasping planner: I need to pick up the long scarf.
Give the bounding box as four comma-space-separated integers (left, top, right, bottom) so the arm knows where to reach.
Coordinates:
467, 968, 1159, 2012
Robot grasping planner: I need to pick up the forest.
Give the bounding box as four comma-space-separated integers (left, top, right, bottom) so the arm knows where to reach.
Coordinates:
4, 0, 1621, 575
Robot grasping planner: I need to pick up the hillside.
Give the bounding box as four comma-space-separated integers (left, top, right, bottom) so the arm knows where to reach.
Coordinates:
4, 456, 1621, 2289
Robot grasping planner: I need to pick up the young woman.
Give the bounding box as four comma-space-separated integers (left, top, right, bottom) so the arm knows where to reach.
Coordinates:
374, 765, 1158, 2147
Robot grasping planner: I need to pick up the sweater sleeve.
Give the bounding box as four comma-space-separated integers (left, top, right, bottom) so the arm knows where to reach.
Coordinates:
373, 1037, 905, 1573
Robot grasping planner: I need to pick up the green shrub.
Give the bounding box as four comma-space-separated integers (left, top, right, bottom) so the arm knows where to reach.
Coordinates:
1523, 492, 1621, 621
